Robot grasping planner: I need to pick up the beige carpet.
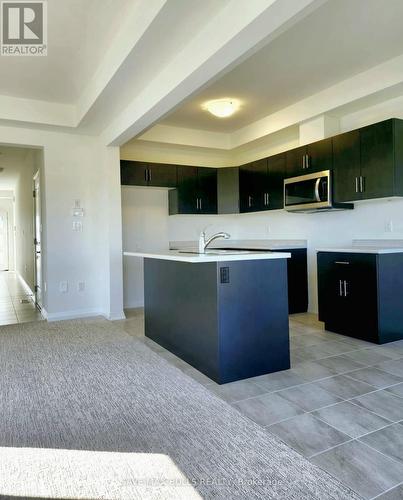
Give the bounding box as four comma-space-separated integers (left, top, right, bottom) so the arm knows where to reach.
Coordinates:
0, 318, 362, 499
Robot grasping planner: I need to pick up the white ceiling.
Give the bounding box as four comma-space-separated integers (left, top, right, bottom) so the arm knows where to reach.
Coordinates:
0, 0, 133, 103
160, 0, 403, 133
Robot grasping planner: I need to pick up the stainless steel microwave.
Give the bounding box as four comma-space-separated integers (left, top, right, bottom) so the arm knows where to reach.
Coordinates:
284, 170, 354, 213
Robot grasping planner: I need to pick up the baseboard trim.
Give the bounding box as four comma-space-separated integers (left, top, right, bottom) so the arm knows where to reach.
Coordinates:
46, 309, 104, 322
46, 309, 127, 322
16, 272, 35, 298
107, 311, 126, 321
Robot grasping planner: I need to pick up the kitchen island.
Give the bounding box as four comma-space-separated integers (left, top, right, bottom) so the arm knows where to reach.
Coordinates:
124, 250, 291, 384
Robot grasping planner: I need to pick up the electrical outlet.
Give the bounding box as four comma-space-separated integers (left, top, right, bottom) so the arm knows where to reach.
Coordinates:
78, 281, 85, 292
59, 281, 68, 293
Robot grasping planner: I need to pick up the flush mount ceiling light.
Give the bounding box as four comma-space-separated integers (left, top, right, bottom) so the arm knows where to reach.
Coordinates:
202, 98, 241, 118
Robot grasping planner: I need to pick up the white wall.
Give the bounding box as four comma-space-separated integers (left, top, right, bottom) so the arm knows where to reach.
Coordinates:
121, 186, 169, 308
0, 195, 14, 271
0, 125, 124, 321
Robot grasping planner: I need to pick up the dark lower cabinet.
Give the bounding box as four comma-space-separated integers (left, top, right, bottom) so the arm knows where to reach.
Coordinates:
217, 247, 308, 314
120, 160, 177, 187
287, 249, 308, 314
317, 251, 403, 344
144, 257, 290, 384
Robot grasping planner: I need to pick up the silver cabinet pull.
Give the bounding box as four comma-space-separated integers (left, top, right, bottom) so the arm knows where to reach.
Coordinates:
355, 177, 359, 193
302, 155, 306, 169
144, 169, 148, 182
248, 195, 252, 207
344, 280, 348, 297
305, 154, 310, 169
266, 193, 270, 206
199, 198, 202, 210
196, 198, 199, 210
148, 168, 152, 182
335, 261, 350, 265
339, 280, 343, 297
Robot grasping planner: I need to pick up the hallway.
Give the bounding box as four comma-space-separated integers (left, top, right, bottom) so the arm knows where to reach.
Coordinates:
0, 272, 43, 325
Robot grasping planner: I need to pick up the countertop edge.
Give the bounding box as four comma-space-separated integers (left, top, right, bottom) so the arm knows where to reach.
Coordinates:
124, 251, 291, 263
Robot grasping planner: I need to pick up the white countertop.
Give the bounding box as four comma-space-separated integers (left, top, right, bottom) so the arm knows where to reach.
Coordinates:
316, 239, 403, 254
169, 239, 307, 251
124, 250, 291, 263
316, 247, 403, 254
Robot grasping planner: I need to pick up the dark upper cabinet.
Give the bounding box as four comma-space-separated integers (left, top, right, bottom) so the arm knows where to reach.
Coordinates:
265, 153, 286, 210
317, 251, 403, 344
217, 167, 239, 214
169, 166, 217, 215
171, 165, 198, 214
197, 167, 217, 214
360, 119, 395, 199
239, 159, 267, 212
286, 138, 332, 177
147, 163, 177, 187
120, 161, 149, 186
333, 119, 403, 202
120, 160, 177, 188
333, 129, 361, 202
239, 156, 285, 213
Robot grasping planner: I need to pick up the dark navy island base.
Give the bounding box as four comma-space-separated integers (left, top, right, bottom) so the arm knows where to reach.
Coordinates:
144, 258, 290, 384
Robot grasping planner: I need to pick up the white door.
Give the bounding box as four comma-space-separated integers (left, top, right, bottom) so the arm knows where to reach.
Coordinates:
33, 173, 42, 309
0, 211, 9, 271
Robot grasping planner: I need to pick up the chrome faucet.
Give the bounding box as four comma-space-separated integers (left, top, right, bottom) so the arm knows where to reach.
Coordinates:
198, 231, 231, 253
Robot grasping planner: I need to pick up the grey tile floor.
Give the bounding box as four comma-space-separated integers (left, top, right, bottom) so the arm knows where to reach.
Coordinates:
0, 271, 43, 325
118, 309, 403, 500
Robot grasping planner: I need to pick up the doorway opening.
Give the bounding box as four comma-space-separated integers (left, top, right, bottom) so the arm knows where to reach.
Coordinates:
0, 145, 44, 326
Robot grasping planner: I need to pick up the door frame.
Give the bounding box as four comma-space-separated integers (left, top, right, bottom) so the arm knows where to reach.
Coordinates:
33, 170, 42, 310
0, 209, 9, 271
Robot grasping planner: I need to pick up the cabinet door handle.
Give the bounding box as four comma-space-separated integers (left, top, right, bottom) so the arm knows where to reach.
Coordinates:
305, 154, 310, 169
302, 155, 306, 169
144, 169, 148, 182
199, 198, 202, 210
344, 280, 348, 297
360, 176, 365, 193
248, 195, 252, 207
355, 177, 359, 193
196, 198, 199, 210
266, 193, 270, 206
148, 168, 152, 182
339, 280, 343, 297
335, 261, 350, 265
